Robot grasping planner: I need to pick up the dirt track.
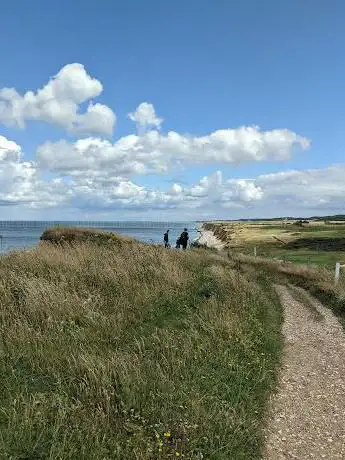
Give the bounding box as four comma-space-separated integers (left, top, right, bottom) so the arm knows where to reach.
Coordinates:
264, 285, 345, 459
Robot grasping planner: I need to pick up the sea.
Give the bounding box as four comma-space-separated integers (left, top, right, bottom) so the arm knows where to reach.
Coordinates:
0, 221, 199, 253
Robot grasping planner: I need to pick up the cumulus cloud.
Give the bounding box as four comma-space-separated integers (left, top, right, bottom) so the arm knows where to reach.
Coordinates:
222, 179, 264, 206
0, 70, 328, 217
0, 135, 22, 162
0, 135, 344, 215
70, 176, 183, 211
0, 136, 263, 212
75, 165, 345, 216
0, 66, 313, 215
0, 135, 68, 207
255, 166, 345, 210
62, 165, 345, 213
36, 137, 162, 176
0, 64, 116, 135
36, 125, 310, 178
129, 102, 163, 131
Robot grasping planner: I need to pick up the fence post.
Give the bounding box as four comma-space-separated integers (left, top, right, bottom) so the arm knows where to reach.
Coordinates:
335, 262, 340, 285
254, 246, 257, 257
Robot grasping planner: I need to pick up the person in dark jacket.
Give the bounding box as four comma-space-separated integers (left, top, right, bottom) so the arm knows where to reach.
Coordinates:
179, 228, 189, 250
163, 229, 170, 248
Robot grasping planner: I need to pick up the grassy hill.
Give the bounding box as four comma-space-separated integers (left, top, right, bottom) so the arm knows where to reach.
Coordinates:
0, 229, 282, 459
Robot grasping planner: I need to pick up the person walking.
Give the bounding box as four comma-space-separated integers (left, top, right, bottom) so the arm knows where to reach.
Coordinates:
163, 229, 170, 248
179, 228, 189, 250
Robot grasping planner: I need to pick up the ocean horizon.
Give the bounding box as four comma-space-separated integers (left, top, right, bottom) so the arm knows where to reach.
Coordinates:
0, 221, 198, 253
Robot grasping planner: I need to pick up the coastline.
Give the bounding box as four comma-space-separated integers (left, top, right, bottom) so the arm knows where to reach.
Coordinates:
195, 224, 225, 250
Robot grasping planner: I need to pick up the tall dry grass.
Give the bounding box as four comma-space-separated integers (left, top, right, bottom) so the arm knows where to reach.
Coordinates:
0, 235, 282, 459
233, 252, 345, 326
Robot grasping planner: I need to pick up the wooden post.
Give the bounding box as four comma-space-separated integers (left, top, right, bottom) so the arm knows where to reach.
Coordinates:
254, 246, 257, 257
335, 262, 340, 285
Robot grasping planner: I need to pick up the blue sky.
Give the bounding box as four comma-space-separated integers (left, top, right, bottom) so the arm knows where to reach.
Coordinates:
0, 0, 344, 219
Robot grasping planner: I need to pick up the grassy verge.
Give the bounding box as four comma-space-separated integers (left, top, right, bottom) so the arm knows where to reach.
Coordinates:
0, 232, 282, 459
232, 253, 345, 328
237, 245, 345, 269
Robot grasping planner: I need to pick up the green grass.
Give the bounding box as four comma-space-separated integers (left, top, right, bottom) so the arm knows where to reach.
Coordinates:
204, 221, 345, 268
238, 246, 345, 268
278, 250, 345, 267
287, 225, 345, 235
0, 233, 282, 459
233, 252, 345, 328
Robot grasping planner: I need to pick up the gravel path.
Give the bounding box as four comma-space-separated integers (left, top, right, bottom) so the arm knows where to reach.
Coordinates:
264, 285, 345, 459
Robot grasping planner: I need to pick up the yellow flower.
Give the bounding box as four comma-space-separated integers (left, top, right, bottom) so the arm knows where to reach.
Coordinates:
176, 453, 180, 457
164, 431, 171, 438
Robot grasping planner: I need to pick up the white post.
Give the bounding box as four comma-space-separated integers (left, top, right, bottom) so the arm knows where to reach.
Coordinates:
335, 262, 340, 285
254, 246, 257, 257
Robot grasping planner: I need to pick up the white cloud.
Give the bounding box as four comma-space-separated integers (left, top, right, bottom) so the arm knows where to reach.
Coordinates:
255, 166, 345, 210
36, 137, 159, 176
36, 125, 310, 178
223, 179, 264, 204
0, 136, 344, 216
0, 70, 329, 218
0, 67, 314, 216
69, 175, 185, 211
129, 102, 163, 130
0, 135, 68, 207
170, 183, 183, 195
63, 165, 345, 214
0, 135, 22, 161
0, 64, 116, 135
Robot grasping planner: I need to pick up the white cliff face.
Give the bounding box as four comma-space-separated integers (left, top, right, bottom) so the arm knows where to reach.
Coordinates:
196, 229, 225, 250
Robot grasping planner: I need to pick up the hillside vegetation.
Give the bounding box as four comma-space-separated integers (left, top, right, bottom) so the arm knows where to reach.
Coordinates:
0, 230, 282, 459
232, 252, 345, 327
40, 227, 134, 246
204, 221, 345, 268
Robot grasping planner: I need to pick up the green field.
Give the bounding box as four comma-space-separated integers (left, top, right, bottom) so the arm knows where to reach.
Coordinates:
204, 220, 345, 268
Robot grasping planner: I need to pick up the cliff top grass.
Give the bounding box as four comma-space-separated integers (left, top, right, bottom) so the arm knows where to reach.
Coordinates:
0, 230, 282, 459
40, 226, 135, 246
204, 221, 345, 268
